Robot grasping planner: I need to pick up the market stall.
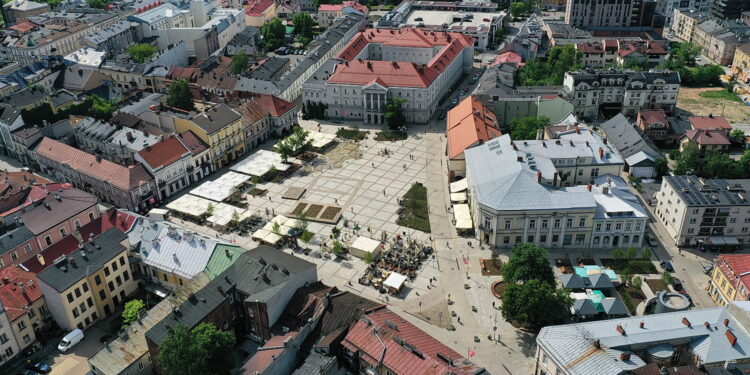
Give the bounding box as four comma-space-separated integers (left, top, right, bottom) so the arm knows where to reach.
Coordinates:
453, 204, 473, 230
231, 150, 291, 177
449, 179, 468, 193
383, 272, 407, 294
450, 192, 467, 203
166, 194, 214, 218
350, 236, 381, 260
307, 130, 336, 150
252, 229, 283, 245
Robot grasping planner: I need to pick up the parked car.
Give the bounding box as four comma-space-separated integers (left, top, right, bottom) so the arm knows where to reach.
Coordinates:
703, 264, 714, 274
26, 363, 51, 374
58, 329, 84, 352
660, 261, 674, 272
671, 277, 684, 292
646, 233, 658, 247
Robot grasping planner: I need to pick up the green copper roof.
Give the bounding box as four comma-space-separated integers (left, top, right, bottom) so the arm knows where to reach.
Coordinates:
204, 244, 247, 279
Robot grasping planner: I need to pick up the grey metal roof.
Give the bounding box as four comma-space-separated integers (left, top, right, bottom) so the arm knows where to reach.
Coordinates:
37, 228, 128, 293
107, 127, 161, 153
561, 274, 585, 290
537, 303, 750, 375
0, 226, 34, 256
573, 298, 597, 316
83, 21, 134, 45
76, 117, 116, 141
589, 273, 614, 289
664, 175, 750, 207
599, 113, 660, 161
602, 297, 628, 316
189, 104, 241, 134
19, 189, 98, 234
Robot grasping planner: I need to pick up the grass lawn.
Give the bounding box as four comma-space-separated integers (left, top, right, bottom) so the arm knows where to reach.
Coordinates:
336, 127, 367, 141
375, 130, 407, 141
699, 89, 744, 103
645, 278, 668, 293
397, 183, 431, 232
600, 258, 657, 274
617, 285, 646, 315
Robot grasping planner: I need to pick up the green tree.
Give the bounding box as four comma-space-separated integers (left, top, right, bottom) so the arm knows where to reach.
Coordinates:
509, 2, 526, 19
612, 249, 624, 259
673, 141, 699, 175
501, 280, 571, 330
274, 138, 295, 162
730, 129, 746, 143
231, 50, 249, 76
261, 18, 285, 51
502, 243, 555, 285
272, 221, 281, 234
288, 126, 311, 153
655, 158, 669, 177
633, 276, 643, 289
509, 116, 549, 140
86, 0, 107, 8
87, 94, 116, 120
518, 45, 582, 86
206, 203, 215, 216
494, 28, 506, 44
126, 43, 157, 63
332, 240, 343, 254
701, 151, 737, 179
661, 42, 700, 70
157, 323, 236, 375
292, 13, 315, 39
231, 210, 240, 224
661, 271, 673, 287
626, 246, 638, 259
166, 79, 195, 111
121, 299, 145, 328
384, 97, 407, 130
738, 150, 750, 177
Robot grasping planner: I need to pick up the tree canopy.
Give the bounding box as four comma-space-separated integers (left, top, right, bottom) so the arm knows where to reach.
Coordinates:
292, 13, 315, 40
261, 18, 285, 51
502, 243, 555, 285
509, 2, 526, 19
127, 43, 157, 63
274, 126, 310, 162
672, 141, 699, 176
122, 299, 145, 328
501, 279, 571, 330
660, 43, 723, 87
166, 79, 195, 111
730, 129, 746, 143
231, 50, 249, 76
157, 323, 235, 375
86, 0, 108, 8
509, 116, 549, 140
517, 45, 583, 86
384, 97, 407, 130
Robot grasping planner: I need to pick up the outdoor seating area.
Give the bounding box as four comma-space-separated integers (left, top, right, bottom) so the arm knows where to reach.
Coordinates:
453, 203, 473, 231
190, 172, 250, 202
231, 149, 292, 177
358, 236, 433, 296
251, 215, 301, 246
307, 130, 337, 150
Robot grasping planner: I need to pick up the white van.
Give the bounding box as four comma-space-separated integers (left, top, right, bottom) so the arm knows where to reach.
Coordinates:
58, 329, 84, 352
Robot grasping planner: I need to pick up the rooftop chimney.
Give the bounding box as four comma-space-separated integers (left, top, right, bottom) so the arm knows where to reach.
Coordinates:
639, 321, 644, 329
616, 324, 625, 335
619, 352, 630, 361
682, 317, 691, 327
599, 147, 604, 159
727, 329, 737, 346
536, 171, 541, 183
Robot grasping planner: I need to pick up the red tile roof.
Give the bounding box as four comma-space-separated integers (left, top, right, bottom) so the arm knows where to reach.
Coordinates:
241, 331, 298, 373
683, 129, 731, 145
331, 28, 473, 88
167, 66, 199, 82
0, 267, 43, 321
245, 0, 273, 16
0, 183, 72, 218
35, 138, 153, 192
716, 254, 750, 298
490, 51, 523, 67
638, 109, 668, 129
9, 21, 35, 32
253, 94, 295, 117
342, 307, 484, 375
319, 0, 366, 12
77, 208, 137, 242
447, 96, 501, 159
178, 131, 209, 155
576, 42, 604, 54
689, 116, 732, 131
20, 234, 79, 274
137, 135, 190, 170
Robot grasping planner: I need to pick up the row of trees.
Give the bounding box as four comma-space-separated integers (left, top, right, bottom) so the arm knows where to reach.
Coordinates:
660, 43, 723, 87
517, 45, 583, 86
672, 141, 750, 179
301, 101, 328, 120
260, 18, 286, 51
501, 243, 571, 330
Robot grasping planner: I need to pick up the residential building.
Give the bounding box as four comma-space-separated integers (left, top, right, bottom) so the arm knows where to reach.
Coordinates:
275, 0, 299, 19
654, 176, 750, 249
301, 28, 473, 125
144, 246, 317, 371
72, 116, 162, 165
0, 267, 49, 352
37, 228, 137, 331
128, 219, 219, 291
0, 226, 37, 270
33, 137, 156, 212
710, 0, 750, 20
563, 69, 681, 120
733, 43, 750, 83
576, 40, 668, 68
172, 103, 245, 170
692, 19, 749, 66
83, 21, 143, 55
340, 306, 486, 375
446, 95, 501, 180
0, 301, 20, 366
680, 129, 731, 154
669, 9, 709, 42
244, 0, 275, 27
565, 0, 640, 28
231, 99, 271, 151
657, 0, 707, 29
689, 115, 732, 133
225, 26, 260, 57
253, 94, 297, 136
177, 131, 212, 183
18, 188, 100, 252
464, 134, 647, 249
1, 0, 49, 26
561, 273, 628, 320
0, 103, 24, 159
317, 1, 367, 27
637, 109, 670, 143
12, 118, 75, 168
0, 170, 50, 224
710, 254, 750, 306
134, 136, 196, 201
599, 113, 661, 178
535, 302, 750, 375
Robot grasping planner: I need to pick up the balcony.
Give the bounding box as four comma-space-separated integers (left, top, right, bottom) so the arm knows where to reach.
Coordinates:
479, 224, 493, 233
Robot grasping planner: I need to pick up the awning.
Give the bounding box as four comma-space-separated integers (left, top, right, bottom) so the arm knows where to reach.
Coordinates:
145, 283, 169, 298
453, 204, 473, 229
383, 272, 407, 291
450, 192, 467, 202
450, 179, 468, 193
724, 237, 740, 245
709, 236, 727, 245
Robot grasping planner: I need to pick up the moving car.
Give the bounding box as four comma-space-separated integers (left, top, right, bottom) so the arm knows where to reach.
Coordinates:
58, 329, 84, 352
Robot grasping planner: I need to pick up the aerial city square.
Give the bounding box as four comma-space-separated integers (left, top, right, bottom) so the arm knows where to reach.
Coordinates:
0, 0, 748, 374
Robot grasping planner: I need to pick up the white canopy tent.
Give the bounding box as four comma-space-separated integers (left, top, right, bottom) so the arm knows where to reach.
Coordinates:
453, 204, 473, 229
166, 195, 215, 217
349, 236, 381, 260
252, 229, 283, 245
450, 179, 468, 193
207, 203, 249, 226
383, 272, 407, 293
213, 171, 250, 188
190, 181, 235, 202
231, 150, 291, 177
450, 192, 467, 202
307, 131, 336, 149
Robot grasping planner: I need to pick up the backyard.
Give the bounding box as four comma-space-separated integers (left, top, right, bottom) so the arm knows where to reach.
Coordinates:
617, 285, 646, 315
677, 87, 750, 123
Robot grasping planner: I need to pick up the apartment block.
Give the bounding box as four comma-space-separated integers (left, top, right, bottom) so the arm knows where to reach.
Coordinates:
732, 43, 750, 83
709, 254, 750, 306
0, 267, 50, 352
565, 0, 639, 28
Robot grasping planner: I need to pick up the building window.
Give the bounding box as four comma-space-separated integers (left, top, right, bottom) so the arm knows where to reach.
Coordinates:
4, 347, 12, 357
44, 236, 52, 246
108, 281, 114, 292
579, 218, 586, 227
95, 275, 102, 286
23, 244, 31, 254
99, 290, 106, 300
575, 234, 585, 245
591, 168, 599, 177
116, 276, 122, 286
566, 218, 573, 227
22, 334, 30, 344
88, 212, 95, 221
542, 220, 548, 229
17, 321, 26, 330
595, 223, 602, 231
605, 223, 612, 231
554, 219, 561, 228
124, 271, 130, 281
10, 252, 17, 261
67, 293, 74, 303
80, 302, 86, 313
59, 228, 67, 237
104, 267, 110, 277
82, 283, 89, 292
563, 235, 572, 245
87, 297, 93, 307
75, 220, 81, 229
74, 288, 81, 298
504, 220, 511, 229
615, 222, 622, 231
119, 256, 125, 266
503, 236, 510, 244
529, 219, 536, 229
111, 262, 118, 272
0, 333, 8, 344
72, 307, 79, 318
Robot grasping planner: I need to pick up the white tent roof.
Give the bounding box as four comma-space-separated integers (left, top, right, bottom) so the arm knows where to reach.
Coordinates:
383, 272, 407, 290
351, 236, 380, 253
453, 204, 473, 229
260, 215, 295, 236
308, 130, 336, 149
231, 150, 291, 177
207, 203, 248, 226
190, 181, 235, 202
450, 192, 467, 202
166, 194, 214, 217
450, 179, 468, 193
213, 171, 250, 188
252, 229, 282, 245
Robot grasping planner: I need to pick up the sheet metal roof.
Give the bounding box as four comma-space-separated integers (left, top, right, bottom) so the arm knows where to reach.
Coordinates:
599, 113, 660, 160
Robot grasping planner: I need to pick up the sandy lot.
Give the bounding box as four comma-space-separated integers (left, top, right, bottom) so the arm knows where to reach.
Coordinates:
677, 87, 750, 123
